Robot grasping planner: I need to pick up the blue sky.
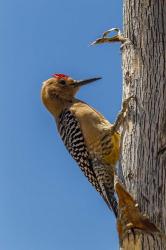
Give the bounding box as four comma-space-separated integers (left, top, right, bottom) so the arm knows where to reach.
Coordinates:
0, 0, 122, 249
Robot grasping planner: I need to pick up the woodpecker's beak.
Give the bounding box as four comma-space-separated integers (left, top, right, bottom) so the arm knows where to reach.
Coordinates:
73, 77, 102, 87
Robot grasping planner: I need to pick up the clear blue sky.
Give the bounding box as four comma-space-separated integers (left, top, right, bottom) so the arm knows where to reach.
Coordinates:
0, 0, 122, 249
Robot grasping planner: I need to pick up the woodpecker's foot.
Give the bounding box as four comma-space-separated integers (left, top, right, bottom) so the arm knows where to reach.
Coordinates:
91, 28, 129, 46
114, 178, 160, 241
111, 95, 136, 134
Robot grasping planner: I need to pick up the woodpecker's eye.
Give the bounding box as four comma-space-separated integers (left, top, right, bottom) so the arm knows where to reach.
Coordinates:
58, 79, 66, 85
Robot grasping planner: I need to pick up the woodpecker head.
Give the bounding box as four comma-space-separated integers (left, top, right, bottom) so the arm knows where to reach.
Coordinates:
41, 73, 101, 116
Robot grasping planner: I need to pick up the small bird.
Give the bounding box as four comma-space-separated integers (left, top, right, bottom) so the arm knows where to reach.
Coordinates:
41, 73, 120, 217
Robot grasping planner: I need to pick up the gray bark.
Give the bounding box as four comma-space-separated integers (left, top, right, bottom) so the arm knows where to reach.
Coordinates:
121, 0, 166, 249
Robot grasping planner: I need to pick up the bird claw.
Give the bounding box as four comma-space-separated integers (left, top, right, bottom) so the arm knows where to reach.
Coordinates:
110, 95, 136, 134
90, 27, 129, 46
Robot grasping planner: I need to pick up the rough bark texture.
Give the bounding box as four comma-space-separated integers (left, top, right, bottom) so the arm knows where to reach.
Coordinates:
121, 0, 166, 249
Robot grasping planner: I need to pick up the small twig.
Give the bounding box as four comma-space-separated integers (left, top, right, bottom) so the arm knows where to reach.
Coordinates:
90, 28, 129, 46
114, 178, 161, 242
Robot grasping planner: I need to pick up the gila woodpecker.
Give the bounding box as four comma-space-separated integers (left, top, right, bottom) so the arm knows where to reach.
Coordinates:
41, 73, 121, 217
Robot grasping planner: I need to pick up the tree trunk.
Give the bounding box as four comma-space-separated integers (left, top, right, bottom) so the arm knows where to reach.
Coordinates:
120, 0, 166, 249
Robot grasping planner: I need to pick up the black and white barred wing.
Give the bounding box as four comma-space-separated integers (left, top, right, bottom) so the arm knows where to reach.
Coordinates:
57, 109, 118, 216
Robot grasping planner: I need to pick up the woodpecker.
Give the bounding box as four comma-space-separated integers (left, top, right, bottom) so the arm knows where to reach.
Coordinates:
41, 73, 121, 217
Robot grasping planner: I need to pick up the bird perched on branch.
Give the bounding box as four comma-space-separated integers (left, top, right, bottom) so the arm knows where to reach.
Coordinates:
41, 73, 132, 217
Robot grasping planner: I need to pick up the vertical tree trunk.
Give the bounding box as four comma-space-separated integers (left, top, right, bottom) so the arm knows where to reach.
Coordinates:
120, 0, 166, 249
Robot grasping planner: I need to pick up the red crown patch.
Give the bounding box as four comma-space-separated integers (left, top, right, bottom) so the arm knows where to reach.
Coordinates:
52, 73, 69, 79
